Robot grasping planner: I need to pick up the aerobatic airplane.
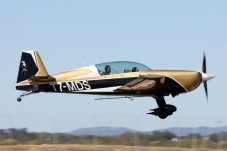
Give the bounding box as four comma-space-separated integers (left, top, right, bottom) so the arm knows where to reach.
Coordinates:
16, 51, 215, 119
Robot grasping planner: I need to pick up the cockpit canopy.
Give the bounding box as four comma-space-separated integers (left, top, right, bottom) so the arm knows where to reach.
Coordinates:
95, 61, 151, 75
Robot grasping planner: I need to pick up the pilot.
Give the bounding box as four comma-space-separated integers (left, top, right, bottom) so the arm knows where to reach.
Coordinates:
132, 67, 139, 72
102, 65, 111, 75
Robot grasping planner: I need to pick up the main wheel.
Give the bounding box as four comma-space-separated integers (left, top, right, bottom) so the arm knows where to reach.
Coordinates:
159, 114, 168, 119
17, 97, 22, 102
166, 105, 177, 112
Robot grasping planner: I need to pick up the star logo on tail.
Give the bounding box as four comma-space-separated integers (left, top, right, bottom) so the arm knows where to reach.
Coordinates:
21, 60, 28, 75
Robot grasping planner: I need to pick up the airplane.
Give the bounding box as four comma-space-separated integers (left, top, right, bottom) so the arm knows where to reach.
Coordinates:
16, 51, 215, 119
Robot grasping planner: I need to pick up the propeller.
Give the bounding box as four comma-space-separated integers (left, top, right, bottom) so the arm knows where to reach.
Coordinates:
203, 53, 208, 100
201, 53, 215, 101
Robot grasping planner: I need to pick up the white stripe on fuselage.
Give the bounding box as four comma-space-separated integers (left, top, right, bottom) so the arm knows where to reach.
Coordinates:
71, 86, 121, 93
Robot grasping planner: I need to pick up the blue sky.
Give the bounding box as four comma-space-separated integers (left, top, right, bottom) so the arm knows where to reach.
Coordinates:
0, 0, 226, 132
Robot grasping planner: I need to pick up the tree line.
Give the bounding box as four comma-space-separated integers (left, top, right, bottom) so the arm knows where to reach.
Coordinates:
0, 128, 227, 149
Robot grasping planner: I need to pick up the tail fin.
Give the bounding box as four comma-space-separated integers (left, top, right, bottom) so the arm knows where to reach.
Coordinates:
16, 51, 49, 84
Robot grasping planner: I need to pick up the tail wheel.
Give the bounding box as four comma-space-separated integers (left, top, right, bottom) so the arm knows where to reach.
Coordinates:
17, 97, 22, 102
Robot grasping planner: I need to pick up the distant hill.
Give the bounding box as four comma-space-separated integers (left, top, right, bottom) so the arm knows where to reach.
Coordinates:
68, 127, 137, 136
68, 126, 227, 137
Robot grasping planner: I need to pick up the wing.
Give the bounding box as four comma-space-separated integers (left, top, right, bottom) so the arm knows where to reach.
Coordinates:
116, 74, 165, 92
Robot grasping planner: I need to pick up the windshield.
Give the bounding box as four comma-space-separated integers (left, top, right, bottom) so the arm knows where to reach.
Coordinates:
95, 61, 151, 75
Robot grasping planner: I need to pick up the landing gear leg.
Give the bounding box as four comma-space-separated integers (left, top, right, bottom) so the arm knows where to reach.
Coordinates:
17, 83, 40, 102
17, 91, 35, 102
147, 96, 177, 119
155, 96, 166, 108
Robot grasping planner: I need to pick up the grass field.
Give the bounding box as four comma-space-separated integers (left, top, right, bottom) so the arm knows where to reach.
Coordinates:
0, 145, 225, 151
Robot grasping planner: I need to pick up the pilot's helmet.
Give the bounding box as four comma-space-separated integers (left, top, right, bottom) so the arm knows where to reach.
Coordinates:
105, 65, 111, 72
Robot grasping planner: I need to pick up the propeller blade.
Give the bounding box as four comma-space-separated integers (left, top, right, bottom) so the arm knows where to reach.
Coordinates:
202, 52, 215, 102
202, 53, 206, 73
204, 81, 208, 101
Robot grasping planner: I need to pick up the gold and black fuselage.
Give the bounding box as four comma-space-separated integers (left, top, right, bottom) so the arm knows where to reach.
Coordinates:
17, 69, 202, 97
16, 51, 214, 119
